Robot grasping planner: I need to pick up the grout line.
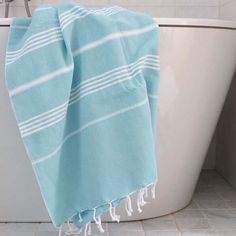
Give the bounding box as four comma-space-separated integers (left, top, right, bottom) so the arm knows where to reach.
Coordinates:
220, 0, 235, 7
140, 220, 147, 236
171, 213, 182, 235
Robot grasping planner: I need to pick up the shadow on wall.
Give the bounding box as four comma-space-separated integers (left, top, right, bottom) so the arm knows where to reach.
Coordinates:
216, 69, 236, 189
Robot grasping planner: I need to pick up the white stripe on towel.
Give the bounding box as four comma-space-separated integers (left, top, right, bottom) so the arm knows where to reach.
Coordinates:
32, 98, 148, 165
6, 37, 64, 65
6, 30, 61, 59
6, 23, 156, 65
21, 63, 158, 137
19, 56, 159, 136
9, 64, 74, 96
7, 27, 60, 56
72, 24, 157, 57
59, 5, 121, 20
60, 6, 124, 30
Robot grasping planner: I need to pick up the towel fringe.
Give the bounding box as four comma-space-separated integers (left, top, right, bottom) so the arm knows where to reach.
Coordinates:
65, 221, 82, 235
96, 216, 105, 233
67, 220, 73, 232
93, 208, 105, 233
58, 182, 157, 235
109, 202, 120, 222
58, 226, 62, 236
125, 195, 133, 216
79, 213, 83, 223
151, 183, 156, 199
84, 222, 91, 236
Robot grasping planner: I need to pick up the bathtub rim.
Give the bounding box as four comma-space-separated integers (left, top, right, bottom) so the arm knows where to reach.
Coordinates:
0, 17, 236, 30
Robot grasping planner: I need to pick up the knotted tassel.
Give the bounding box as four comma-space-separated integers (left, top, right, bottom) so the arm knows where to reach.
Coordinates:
58, 226, 62, 236
125, 195, 133, 216
93, 208, 105, 233
109, 202, 120, 222
96, 216, 105, 233
65, 220, 82, 236
84, 223, 91, 236
151, 183, 156, 199
78, 213, 83, 223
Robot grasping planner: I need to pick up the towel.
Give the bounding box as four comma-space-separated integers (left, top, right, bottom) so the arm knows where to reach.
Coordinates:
5, 2, 160, 235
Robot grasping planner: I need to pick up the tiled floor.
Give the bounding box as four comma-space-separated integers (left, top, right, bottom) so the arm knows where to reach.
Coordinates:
1, 170, 236, 236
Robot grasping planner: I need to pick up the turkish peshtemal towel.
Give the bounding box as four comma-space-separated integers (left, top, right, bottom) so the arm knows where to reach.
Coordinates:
5, 2, 160, 234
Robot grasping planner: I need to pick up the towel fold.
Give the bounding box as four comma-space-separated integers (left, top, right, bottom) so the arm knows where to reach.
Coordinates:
5, 2, 160, 234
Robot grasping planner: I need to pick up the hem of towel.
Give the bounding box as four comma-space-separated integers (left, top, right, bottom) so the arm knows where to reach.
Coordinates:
57, 181, 157, 236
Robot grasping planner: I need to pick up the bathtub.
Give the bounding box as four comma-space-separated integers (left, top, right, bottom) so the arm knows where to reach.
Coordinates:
0, 18, 236, 222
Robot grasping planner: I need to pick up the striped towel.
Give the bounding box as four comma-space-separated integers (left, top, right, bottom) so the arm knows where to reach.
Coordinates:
5, 2, 160, 235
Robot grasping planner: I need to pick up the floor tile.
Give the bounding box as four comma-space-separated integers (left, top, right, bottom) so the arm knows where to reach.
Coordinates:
173, 209, 204, 219
198, 171, 228, 186
213, 183, 234, 193
0, 223, 39, 232
218, 190, 236, 201
181, 230, 216, 235
207, 217, 236, 230
145, 231, 181, 236
0, 232, 35, 236
142, 218, 177, 231
227, 201, 236, 209
108, 231, 145, 236
108, 221, 142, 231
175, 218, 210, 231
216, 231, 236, 236
201, 209, 236, 218
37, 223, 59, 232
193, 190, 222, 201
195, 200, 229, 209
35, 232, 59, 236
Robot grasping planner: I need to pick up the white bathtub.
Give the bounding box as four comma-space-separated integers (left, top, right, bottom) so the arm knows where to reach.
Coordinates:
0, 18, 236, 222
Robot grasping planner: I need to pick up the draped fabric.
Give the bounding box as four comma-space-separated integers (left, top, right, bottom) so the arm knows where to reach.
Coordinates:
5, 3, 160, 234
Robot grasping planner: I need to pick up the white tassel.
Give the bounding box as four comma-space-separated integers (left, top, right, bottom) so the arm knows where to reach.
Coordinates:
79, 213, 83, 223
140, 189, 147, 206
88, 223, 91, 235
58, 227, 62, 236
109, 202, 120, 222
109, 202, 115, 221
137, 195, 142, 213
65, 221, 82, 236
125, 195, 133, 216
137, 189, 147, 213
84, 223, 89, 236
93, 208, 99, 224
113, 207, 120, 222
151, 183, 156, 199
96, 216, 105, 233
125, 201, 132, 216
65, 229, 82, 235
93, 208, 105, 233
67, 220, 73, 232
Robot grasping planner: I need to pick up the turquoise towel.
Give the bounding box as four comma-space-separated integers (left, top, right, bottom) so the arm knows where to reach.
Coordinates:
5, 2, 160, 234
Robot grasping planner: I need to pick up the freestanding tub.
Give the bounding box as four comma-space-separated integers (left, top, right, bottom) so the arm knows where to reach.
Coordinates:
0, 18, 236, 222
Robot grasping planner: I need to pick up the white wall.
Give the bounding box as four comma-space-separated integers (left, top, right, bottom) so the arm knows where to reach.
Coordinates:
216, 72, 236, 188
220, 0, 236, 21
0, 0, 235, 20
